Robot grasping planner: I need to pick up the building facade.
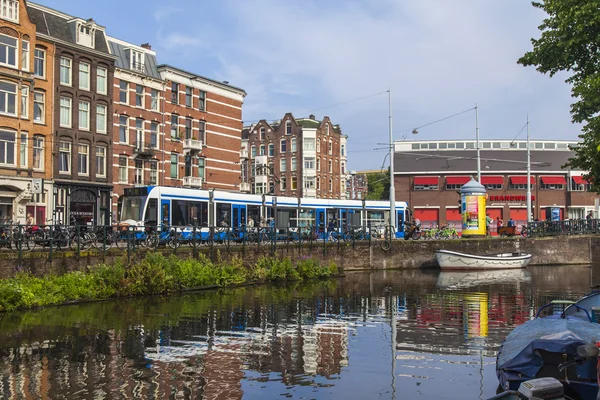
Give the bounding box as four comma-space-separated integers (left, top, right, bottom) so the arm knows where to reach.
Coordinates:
157, 65, 246, 192
29, 2, 115, 225
393, 139, 599, 232
0, 0, 53, 225
108, 37, 164, 218
241, 113, 346, 199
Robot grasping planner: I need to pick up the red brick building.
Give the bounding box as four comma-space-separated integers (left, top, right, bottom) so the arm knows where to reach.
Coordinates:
394, 139, 599, 232
157, 65, 246, 192
108, 37, 164, 218
241, 113, 348, 198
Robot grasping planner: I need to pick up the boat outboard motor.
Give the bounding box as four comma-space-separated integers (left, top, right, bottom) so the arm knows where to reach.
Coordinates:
517, 378, 564, 400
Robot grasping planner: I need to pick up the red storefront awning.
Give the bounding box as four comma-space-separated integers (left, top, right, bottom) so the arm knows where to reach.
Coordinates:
480, 176, 503, 185
572, 176, 589, 184
414, 176, 439, 185
509, 176, 535, 185
446, 176, 470, 185
541, 176, 567, 185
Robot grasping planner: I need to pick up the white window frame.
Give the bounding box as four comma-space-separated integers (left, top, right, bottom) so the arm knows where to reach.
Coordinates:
119, 80, 128, 103
59, 97, 72, 128
0, 0, 19, 23
78, 62, 90, 91
150, 88, 159, 111
291, 156, 297, 171
280, 158, 286, 172
0, 34, 17, 68
78, 100, 90, 130
77, 143, 89, 176
280, 176, 287, 191
19, 132, 26, 167
291, 138, 297, 152
135, 84, 144, 107
0, 81, 16, 116
59, 57, 72, 86
149, 160, 158, 184
96, 146, 106, 178
96, 104, 107, 133
119, 115, 128, 143
96, 66, 107, 94
118, 156, 127, 183
150, 121, 159, 149
34, 48, 44, 77
32, 136, 43, 171
130, 49, 144, 72
291, 176, 297, 190
20, 85, 28, 118
58, 141, 71, 174
33, 90, 44, 123
285, 120, 292, 135
21, 39, 28, 71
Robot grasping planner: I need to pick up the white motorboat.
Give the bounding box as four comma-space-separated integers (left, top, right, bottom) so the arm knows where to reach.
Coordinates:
434, 249, 532, 270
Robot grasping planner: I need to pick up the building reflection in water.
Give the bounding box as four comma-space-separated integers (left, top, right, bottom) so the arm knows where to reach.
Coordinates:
0, 266, 594, 399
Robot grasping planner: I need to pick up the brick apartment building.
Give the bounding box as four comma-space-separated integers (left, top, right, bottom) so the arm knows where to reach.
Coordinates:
241, 113, 348, 199
29, 2, 115, 225
108, 37, 164, 218
157, 65, 246, 192
393, 139, 599, 231
0, 1, 53, 225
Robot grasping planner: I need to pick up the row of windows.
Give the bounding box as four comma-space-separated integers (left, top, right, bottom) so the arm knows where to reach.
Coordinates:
252, 157, 339, 174
252, 176, 336, 193
413, 182, 592, 191
250, 138, 339, 158
60, 57, 108, 94
170, 82, 206, 111
411, 141, 574, 150
58, 141, 106, 177
0, 33, 43, 76
119, 81, 160, 111
59, 96, 107, 133
118, 157, 159, 185
169, 115, 206, 141
0, 131, 44, 168
118, 116, 160, 148
0, 80, 45, 122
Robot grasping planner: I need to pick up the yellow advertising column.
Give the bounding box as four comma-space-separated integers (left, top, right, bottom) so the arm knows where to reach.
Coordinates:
460, 179, 487, 237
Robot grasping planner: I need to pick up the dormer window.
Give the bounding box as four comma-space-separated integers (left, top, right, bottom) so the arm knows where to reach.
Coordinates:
130, 49, 144, 73
0, 0, 19, 23
75, 21, 96, 48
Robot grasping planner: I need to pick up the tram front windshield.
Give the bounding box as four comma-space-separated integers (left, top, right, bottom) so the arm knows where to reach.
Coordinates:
121, 196, 146, 222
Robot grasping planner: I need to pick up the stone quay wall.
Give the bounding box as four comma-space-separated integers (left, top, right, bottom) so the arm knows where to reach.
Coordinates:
0, 235, 598, 279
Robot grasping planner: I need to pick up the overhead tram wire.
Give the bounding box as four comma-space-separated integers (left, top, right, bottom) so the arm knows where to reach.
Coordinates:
240, 90, 389, 125
394, 106, 476, 135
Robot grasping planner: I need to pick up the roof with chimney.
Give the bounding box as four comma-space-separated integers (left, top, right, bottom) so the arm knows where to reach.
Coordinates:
107, 36, 161, 80
27, 2, 112, 56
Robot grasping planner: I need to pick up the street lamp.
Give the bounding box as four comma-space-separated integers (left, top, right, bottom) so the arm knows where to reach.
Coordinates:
388, 89, 395, 235
348, 170, 357, 199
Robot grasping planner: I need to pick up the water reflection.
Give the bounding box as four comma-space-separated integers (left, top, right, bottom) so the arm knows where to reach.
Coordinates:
0, 265, 594, 399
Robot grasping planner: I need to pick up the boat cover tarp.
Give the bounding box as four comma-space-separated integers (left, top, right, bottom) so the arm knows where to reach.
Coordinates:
565, 291, 600, 320
497, 317, 600, 379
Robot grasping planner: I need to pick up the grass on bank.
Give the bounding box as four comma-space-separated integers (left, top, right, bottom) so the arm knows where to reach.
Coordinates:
0, 253, 338, 313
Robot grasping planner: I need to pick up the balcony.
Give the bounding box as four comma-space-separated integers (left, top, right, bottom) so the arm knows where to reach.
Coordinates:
255, 155, 267, 165
133, 143, 155, 158
183, 138, 203, 153
240, 148, 248, 159
183, 176, 203, 188
239, 182, 251, 192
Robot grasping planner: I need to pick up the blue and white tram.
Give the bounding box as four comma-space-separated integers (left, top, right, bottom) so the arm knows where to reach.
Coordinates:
119, 186, 409, 238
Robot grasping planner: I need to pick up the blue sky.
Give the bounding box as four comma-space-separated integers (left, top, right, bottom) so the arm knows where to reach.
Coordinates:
36, 0, 580, 170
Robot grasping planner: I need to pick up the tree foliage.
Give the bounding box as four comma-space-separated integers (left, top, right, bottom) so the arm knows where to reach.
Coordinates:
518, 0, 600, 192
366, 169, 390, 200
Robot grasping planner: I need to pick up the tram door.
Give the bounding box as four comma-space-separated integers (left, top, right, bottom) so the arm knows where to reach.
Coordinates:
161, 199, 170, 227
396, 210, 404, 238
232, 204, 247, 227
316, 209, 325, 238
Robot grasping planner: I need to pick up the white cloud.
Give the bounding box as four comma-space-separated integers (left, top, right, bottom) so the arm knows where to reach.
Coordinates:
153, 0, 581, 168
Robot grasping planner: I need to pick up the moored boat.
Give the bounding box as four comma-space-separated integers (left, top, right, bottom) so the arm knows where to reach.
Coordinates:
435, 249, 532, 270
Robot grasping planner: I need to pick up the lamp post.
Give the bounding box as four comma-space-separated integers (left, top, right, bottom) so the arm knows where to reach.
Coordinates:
349, 170, 357, 199
388, 88, 396, 234
526, 114, 532, 223
475, 103, 481, 182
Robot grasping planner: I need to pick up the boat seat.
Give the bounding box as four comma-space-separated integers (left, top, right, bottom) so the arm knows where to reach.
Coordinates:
533, 349, 593, 382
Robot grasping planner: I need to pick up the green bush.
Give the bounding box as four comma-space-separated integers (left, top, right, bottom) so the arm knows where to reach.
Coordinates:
0, 252, 337, 313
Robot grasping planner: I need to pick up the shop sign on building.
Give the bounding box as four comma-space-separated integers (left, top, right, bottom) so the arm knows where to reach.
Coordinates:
488, 195, 535, 206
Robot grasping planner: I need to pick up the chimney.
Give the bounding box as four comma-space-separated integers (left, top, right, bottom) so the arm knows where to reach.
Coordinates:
141, 43, 152, 50
309, 114, 315, 120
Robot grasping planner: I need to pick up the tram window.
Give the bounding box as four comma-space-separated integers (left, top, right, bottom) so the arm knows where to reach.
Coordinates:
172, 200, 208, 226
247, 205, 260, 226
146, 199, 158, 225
217, 203, 231, 226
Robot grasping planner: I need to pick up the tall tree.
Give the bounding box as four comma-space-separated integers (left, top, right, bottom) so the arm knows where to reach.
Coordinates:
518, 0, 600, 192
366, 169, 390, 200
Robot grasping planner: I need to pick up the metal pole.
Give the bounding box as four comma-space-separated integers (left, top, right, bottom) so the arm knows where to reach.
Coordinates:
526, 114, 532, 223
388, 88, 396, 235
476, 103, 481, 182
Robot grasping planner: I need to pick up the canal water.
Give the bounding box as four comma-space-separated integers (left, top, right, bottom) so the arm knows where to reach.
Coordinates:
0, 265, 596, 399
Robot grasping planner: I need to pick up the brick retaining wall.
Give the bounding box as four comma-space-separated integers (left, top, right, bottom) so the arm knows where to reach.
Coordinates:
0, 236, 597, 279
